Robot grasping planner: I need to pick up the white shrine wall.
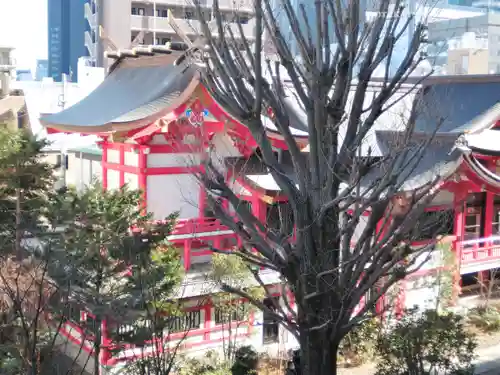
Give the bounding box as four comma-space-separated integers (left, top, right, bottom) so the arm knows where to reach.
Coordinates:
124, 173, 138, 189
146, 151, 202, 220
124, 151, 138, 167
146, 153, 201, 168
106, 169, 120, 190
107, 149, 120, 164
146, 174, 200, 220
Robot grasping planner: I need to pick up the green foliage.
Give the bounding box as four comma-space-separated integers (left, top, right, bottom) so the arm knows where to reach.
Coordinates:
0, 128, 55, 255
338, 318, 380, 366
0, 347, 23, 375
48, 182, 183, 352
210, 254, 264, 359
177, 350, 231, 375
375, 308, 477, 375
231, 346, 258, 375
210, 253, 265, 313
434, 241, 456, 309
467, 305, 500, 332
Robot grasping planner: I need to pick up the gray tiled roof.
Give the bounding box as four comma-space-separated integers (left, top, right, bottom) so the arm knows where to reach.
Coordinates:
414, 81, 500, 134
40, 57, 198, 131
360, 132, 462, 194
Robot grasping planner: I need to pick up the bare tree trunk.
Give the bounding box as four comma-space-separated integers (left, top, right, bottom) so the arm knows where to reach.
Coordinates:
299, 330, 339, 375
186, 0, 440, 373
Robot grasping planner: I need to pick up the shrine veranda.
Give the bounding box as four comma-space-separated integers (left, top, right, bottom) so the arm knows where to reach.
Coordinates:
40, 50, 500, 368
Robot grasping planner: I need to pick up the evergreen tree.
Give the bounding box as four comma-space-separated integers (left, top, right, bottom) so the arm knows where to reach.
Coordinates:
0, 128, 61, 374
49, 182, 183, 373
0, 128, 56, 258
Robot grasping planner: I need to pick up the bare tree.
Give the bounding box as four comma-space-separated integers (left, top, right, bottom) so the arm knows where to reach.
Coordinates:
180, 0, 446, 374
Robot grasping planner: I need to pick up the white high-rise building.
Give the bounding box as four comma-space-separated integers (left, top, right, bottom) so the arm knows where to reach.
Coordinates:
84, 0, 255, 69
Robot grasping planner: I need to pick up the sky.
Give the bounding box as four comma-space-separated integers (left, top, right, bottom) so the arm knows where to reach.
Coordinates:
0, 0, 48, 70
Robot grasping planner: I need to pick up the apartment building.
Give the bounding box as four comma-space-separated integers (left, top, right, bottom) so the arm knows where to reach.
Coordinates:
85, 0, 255, 69
428, 12, 500, 73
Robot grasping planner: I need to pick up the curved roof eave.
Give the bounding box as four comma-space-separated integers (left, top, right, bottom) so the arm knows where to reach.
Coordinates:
40, 55, 200, 134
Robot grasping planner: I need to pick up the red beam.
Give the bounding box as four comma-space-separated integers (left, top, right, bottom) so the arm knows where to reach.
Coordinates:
104, 162, 201, 175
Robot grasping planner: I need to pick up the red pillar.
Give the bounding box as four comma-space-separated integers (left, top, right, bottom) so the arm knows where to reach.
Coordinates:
485, 191, 494, 256
118, 144, 125, 187
199, 185, 207, 218
101, 141, 108, 190
452, 191, 466, 302
138, 148, 147, 211
203, 304, 212, 341
183, 239, 192, 271
99, 318, 111, 367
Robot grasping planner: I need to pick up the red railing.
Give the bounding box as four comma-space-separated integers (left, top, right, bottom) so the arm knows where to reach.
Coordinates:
171, 217, 230, 236
456, 236, 500, 264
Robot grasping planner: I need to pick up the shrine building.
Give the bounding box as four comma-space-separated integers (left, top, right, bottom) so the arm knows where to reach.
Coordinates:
40, 46, 500, 371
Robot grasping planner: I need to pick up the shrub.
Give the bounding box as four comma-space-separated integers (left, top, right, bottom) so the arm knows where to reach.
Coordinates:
231, 346, 258, 375
177, 351, 231, 375
339, 318, 380, 367
375, 308, 477, 375
467, 305, 500, 332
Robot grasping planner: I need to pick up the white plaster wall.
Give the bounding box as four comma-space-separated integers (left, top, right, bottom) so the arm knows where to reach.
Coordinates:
124, 173, 138, 190
91, 160, 102, 181
409, 249, 442, 272
124, 151, 138, 167
147, 174, 200, 219
147, 153, 201, 168
107, 149, 120, 164
405, 275, 440, 311
107, 170, 120, 190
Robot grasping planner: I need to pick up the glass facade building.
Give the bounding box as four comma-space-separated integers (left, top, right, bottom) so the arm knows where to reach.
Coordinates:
48, 0, 88, 82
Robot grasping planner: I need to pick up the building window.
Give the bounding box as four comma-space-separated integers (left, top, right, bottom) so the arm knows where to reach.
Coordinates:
155, 37, 160, 45
137, 7, 145, 16
131, 7, 137, 15
166, 310, 201, 333
263, 298, 279, 344
185, 11, 194, 19
162, 9, 169, 17
464, 212, 481, 241
214, 303, 247, 324
237, 15, 249, 24
156, 8, 161, 17
463, 192, 486, 247
492, 196, 500, 242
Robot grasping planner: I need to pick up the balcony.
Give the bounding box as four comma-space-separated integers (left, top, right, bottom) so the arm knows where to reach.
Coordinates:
84, 1, 97, 29
133, 0, 253, 12
456, 236, 500, 275
84, 31, 96, 58
130, 15, 255, 39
